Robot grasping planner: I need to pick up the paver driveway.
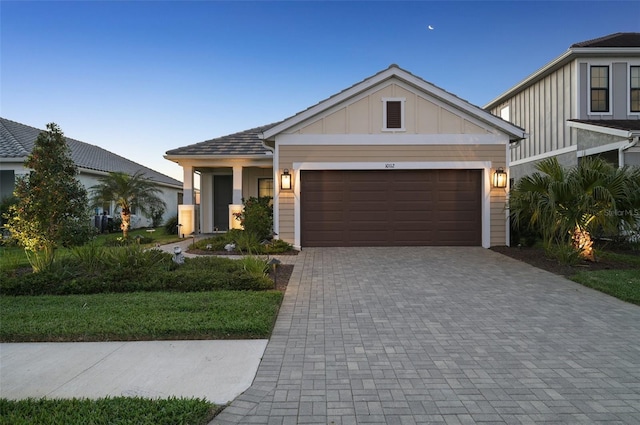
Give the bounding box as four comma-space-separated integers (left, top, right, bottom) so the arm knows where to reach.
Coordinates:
212, 247, 640, 424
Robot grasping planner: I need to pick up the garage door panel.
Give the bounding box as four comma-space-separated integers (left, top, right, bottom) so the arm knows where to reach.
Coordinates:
301, 170, 481, 246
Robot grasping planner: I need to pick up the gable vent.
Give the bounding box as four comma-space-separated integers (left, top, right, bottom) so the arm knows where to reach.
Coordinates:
386, 101, 402, 129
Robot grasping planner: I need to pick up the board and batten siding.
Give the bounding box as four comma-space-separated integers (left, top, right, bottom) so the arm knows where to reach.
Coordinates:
490, 62, 576, 163
292, 81, 493, 136
277, 144, 508, 246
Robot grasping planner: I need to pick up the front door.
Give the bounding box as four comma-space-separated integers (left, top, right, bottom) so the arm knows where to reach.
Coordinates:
213, 175, 233, 231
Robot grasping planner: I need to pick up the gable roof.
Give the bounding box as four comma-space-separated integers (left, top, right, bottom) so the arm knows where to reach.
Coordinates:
165, 123, 278, 158
0, 117, 182, 188
485, 32, 640, 109
263, 64, 526, 141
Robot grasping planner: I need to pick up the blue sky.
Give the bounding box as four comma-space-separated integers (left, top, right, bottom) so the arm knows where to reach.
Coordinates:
2, 1, 639, 182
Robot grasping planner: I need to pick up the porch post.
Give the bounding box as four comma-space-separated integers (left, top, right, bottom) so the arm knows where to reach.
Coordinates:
179, 165, 196, 237
232, 165, 243, 205
183, 165, 194, 205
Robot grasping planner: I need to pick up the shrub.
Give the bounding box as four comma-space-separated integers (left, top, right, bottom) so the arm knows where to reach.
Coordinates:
149, 206, 165, 228
262, 239, 294, 254
236, 197, 273, 241
0, 247, 274, 295
164, 214, 178, 235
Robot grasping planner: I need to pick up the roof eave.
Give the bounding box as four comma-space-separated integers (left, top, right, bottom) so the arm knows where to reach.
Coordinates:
164, 153, 273, 161
567, 120, 640, 138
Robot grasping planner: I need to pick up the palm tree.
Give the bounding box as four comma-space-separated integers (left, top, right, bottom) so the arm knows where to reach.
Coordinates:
509, 157, 640, 261
91, 171, 166, 239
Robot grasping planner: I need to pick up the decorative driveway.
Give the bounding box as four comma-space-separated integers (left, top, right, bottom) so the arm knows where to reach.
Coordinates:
212, 247, 640, 424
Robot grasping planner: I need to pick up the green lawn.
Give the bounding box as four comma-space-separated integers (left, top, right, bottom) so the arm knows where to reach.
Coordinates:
571, 269, 640, 305
1, 290, 283, 342
0, 397, 219, 425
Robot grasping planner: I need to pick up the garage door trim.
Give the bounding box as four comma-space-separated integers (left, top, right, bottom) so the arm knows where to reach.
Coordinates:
287, 161, 493, 249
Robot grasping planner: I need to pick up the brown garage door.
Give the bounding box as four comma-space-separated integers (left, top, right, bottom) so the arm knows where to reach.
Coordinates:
300, 169, 481, 247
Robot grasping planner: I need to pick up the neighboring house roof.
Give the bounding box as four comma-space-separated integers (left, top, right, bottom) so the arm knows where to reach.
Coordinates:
571, 32, 640, 48
485, 32, 640, 110
165, 123, 279, 158
263, 64, 526, 141
0, 117, 182, 188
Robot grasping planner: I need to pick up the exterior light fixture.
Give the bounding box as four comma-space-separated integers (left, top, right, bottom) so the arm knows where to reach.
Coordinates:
281, 169, 292, 190
493, 168, 508, 188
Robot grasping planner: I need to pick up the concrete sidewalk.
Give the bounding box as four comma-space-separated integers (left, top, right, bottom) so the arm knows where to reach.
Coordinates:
0, 340, 267, 404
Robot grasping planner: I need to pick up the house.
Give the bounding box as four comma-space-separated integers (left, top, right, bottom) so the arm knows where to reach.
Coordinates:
0, 117, 183, 228
166, 65, 526, 248
485, 32, 640, 181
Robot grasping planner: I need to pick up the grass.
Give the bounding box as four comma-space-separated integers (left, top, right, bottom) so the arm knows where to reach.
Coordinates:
0, 396, 220, 425
0, 290, 283, 342
571, 269, 640, 305
570, 250, 640, 305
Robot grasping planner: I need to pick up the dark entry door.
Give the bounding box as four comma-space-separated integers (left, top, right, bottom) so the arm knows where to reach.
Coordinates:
213, 175, 233, 231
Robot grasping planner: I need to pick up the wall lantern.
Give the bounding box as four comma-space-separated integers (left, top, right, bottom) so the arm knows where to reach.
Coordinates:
492, 168, 508, 189
280, 169, 292, 190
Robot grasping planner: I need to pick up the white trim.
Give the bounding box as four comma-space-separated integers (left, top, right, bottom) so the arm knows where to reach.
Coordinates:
567, 120, 633, 138
273, 143, 281, 237
291, 161, 493, 249
382, 97, 406, 132
276, 133, 508, 146
577, 141, 628, 158
510, 145, 577, 166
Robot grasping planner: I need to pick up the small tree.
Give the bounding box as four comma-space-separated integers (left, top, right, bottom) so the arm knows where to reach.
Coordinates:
509, 156, 640, 262
90, 171, 166, 239
5, 123, 91, 271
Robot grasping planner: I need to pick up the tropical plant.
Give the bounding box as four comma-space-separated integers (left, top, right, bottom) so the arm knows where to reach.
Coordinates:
90, 171, 166, 239
509, 156, 640, 262
4, 123, 92, 272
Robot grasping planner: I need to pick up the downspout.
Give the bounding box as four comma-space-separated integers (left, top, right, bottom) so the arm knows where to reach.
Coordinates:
260, 132, 279, 238
619, 134, 639, 167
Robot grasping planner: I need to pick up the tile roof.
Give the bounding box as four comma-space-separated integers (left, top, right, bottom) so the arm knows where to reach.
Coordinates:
571, 32, 640, 48
0, 117, 182, 187
165, 123, 279, 157
569, 119, 640, 132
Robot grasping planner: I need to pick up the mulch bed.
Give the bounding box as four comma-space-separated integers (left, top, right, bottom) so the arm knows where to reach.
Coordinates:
186, 249, 295, 291
268, 264, 293, 292
490, 245, 637, 278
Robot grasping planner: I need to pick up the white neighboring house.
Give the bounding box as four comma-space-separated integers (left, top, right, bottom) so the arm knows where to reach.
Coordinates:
0, 117, 183, 229
485, 32, 640, 182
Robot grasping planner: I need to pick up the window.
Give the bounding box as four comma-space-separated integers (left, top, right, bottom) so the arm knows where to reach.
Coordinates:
500, 105, 510, 121
631, 66, 640, 113
590, 66, 609, 113
382, 98, 405, 131
258, 178, 273, 198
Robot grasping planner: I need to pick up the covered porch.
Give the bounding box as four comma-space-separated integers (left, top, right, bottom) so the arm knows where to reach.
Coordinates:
164, 124, 277, 237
